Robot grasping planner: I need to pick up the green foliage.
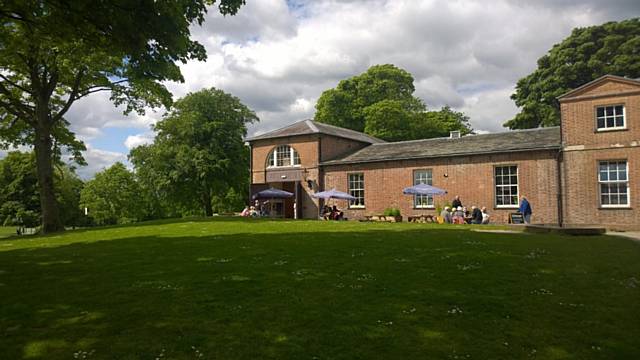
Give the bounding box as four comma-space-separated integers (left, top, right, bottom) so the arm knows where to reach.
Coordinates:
315, 64, 422, 134
315, 64, 472, 141
383, 207, 401, 217
0, 151, 83, 228
363, 100, 412, 141
80, 163, 144, 225
506, 18, 640, 129
129, 88, 257, 216
0, 0, 246, 232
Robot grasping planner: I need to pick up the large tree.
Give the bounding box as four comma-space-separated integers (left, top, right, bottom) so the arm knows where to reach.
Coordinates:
505, 18, 640, 129
314, 64, 472, 141
315, 64, 423, 133
0, 151, 83, 228
129, 88, 257, 217
0, 0, 246, 233
80, 162, 144, 225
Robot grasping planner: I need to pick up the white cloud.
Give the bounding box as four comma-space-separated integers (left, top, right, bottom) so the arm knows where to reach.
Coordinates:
10, 0, 634, 178
75, 145, 127, 180
124, 133, 154, 150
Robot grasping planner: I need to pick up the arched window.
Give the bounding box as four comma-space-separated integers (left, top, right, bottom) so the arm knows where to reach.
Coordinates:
267, 145, 301, 168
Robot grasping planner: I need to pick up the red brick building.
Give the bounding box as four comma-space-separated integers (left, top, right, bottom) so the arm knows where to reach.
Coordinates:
248, 75, 640, 229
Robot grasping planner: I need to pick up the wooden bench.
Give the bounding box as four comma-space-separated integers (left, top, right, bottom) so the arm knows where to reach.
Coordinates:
408, 215, 435, 223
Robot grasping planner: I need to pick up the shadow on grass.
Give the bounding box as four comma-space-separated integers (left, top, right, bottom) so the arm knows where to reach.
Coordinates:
0, 227, 639, 359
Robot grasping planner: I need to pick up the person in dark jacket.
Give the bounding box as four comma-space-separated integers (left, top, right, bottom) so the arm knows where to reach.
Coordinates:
519, 196, 532, 224
471, 206, 483, 224
452, 195, 462, 209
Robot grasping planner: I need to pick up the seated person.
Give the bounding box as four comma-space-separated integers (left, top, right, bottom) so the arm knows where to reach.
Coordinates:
471, 206, 483, 224
240, 206, 250, 217
452, 206, 465, 224
481, 207, 490, 224
331, 205, 344, 220
440, 206, 452, 223
322, 205, 332, 220
249, 206, 258, 217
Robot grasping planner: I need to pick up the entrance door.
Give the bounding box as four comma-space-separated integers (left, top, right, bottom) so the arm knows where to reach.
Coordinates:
282, 182, 296, 218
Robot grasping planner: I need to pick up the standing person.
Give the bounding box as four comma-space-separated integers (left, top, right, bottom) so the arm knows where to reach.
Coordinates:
440, 206, 452, 223
481, 207, 490, 224
452, 195, 462, 209
471, 206, 483, 224
519, 196, 532, 224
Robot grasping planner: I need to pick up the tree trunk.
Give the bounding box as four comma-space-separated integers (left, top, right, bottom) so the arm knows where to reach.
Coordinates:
203, 192, 213, 217
34, 124, 64, 233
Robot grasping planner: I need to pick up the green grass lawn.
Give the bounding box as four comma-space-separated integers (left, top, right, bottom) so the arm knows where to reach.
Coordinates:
0, 226, 17, 239
1, 218, 639, 359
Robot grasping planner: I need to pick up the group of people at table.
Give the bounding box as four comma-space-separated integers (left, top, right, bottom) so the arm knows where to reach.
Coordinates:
439, 196, 489, 224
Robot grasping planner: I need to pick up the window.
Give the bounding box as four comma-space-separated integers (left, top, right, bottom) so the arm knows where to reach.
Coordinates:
599, 161, 629, 207
348, 173, 365, 208
414, 169, 434, 208
596, 105, 625, 130
495, 165, 518, 207
267, 145, 301, 168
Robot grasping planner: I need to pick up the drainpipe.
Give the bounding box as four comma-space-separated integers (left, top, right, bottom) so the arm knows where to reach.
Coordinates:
248, 142, 253, 205
556, 106, 564, 228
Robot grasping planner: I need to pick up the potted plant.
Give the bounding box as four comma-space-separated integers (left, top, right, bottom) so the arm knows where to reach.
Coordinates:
383, 207, 402, 222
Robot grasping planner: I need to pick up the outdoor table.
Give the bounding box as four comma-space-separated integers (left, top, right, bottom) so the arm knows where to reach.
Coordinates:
408, 215, 434, 223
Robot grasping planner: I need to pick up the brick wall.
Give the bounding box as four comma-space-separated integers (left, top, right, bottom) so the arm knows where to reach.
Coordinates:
562, 148, 639, 229
560, 78, 640, 229
323, 150, 560, 224
320, 136, 370, 162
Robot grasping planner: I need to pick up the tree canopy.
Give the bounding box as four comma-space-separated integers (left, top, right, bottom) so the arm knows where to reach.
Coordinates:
80, 163, 144, 225
0, 151, 83, 228
314, 64, 472, 141
0, 0, 246, 232
505, 18, 640, 129
129, 88, 257, 217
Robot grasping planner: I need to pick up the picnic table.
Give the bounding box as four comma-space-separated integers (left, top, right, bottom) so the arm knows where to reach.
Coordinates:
363, 215, 402, 222
407, 214, 435, 223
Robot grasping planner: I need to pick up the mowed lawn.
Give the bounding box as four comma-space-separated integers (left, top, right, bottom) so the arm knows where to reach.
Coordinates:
1, 219, 639, 359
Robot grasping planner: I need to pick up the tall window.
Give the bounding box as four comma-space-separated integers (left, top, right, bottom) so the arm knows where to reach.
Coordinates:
495, 165, 518, 207
414, 169, 433, 208
267, 145, 301, 168
599, 161, 629, 207
348, 173, 365, 208
596, 105, 625, 130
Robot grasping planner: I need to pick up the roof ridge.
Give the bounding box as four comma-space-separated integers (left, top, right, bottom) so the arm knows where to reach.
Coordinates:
369, 127, 560, 146
558, 74, 640, 100
305, 119, 319, 132
247, 119, 310, 140
309, 120, 384, 142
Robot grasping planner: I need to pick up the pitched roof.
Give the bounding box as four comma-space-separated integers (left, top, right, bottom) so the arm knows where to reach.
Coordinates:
557, 74, 640, 100
246, 119, 384, 144
321, 127, 561, 166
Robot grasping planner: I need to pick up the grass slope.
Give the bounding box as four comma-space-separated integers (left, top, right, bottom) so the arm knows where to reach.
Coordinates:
0, 218, 639, 359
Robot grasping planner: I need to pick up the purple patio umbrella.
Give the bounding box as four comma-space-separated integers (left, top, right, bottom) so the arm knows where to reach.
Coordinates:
312, 188, 356, 201
402, 184, 447, 195
252, 187, 294, 200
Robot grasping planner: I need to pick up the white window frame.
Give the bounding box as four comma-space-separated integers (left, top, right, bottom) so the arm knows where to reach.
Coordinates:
413, 169, 434, 209
494, 165, 519, 208
348, 173, 365, 209
267, 145, 301, 168
598, 160, 630, 208
595, 104, 626, 132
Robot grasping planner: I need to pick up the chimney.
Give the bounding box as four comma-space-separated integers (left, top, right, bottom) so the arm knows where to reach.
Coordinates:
449, 131, 461, 139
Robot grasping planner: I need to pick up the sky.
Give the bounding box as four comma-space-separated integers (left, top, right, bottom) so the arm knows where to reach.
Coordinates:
14, 0, 640, 178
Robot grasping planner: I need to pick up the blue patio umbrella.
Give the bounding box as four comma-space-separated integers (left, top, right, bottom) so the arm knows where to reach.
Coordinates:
252, 187, 294, 200
402, 184, 447, 195
312, 188, 356, 201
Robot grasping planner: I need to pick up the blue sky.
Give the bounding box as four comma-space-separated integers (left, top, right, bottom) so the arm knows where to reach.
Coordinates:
50, 0, 639, 179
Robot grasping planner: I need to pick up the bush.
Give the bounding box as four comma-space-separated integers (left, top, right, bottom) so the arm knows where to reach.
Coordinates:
383, 207, 401, 217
